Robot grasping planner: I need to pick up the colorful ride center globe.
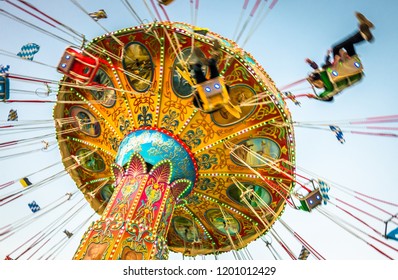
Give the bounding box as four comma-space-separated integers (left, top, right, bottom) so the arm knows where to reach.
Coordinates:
54, 21, 295, 259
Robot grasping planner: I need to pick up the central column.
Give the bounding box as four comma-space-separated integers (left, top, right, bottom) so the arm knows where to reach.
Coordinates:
73, 128, 196, 260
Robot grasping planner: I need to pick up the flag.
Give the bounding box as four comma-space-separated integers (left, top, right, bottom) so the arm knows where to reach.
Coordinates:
329, 125, 345, 144
298, 245, 310, 260
0, 64, 10, 73
88, 9, 107, 21
19, 177, 32, 187
28, 200, 40, 213
64, 229, 73, 238
318, 179, 330, 205
387, 227, 398, 241
7, 109, 18, 121
17, 43, 40, 60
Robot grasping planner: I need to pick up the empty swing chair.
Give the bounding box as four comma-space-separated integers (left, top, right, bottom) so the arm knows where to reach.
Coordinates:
57, 47, 100, 85
0, 75, 10, 101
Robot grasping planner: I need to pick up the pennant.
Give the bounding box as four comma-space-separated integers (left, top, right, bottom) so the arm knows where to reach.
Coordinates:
7, 109, 18, 121
387, 227, 398, 241
329, 125, 345, 144
0, 64, 10, 73
20, 177, 32, 187
28, 200, 40, 213
88, 9, 107, 21
17, 43, 40, 60
318, 179, 330, 205
298, 245, 310, 260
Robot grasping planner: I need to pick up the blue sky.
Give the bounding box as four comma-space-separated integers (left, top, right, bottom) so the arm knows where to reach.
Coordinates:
0, 0, 397, 260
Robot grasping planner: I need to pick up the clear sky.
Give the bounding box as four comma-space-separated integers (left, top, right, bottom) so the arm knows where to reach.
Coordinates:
0, 0, 397, 261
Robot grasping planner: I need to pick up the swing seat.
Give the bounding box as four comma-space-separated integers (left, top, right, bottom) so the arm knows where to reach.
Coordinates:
0, 75, 10, 101
308, 56, 364, 101
158, 0, 174, 5
57, 47, 100, 85
328, 55, 364, 83
195, 77, 241, 118
316, 72, 363, 101
193, 27, 209, 35
299, 188, 322, 212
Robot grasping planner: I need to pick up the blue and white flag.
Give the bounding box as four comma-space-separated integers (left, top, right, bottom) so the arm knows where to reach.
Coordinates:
0, 64, 10, 73
387, 227, 398, 242
17, 43, 40, 60
329, 125, 345, 144
28, 200, 41, 213
7, 109, 18, 121
298, 245, 310, 260
318, 179, 330, 205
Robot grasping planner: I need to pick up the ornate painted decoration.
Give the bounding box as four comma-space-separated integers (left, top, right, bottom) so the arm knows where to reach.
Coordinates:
116, 128, 197, 188
122, 42, 154, 92
54, 21, 296, 258
90, 68, 117, 108
69, 106, 101, 137
172, 216, 200, 242
227, 182, 272, 208
76, 148, 106, 172
230, 137, 281, 167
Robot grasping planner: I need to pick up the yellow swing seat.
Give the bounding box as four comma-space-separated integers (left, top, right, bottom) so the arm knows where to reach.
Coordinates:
195, 77, 241, 118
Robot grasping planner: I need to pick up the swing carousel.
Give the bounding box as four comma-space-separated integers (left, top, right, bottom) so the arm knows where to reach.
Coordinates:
53, 20, 296, 259
0, 0, 397, 261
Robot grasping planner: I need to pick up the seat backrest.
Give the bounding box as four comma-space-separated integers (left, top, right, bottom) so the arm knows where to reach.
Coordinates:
57, 47, 100, 85
0, 76, 10, 100
195, 77, 230, 112
299, 189, 323, 212
328, 55, 364, 82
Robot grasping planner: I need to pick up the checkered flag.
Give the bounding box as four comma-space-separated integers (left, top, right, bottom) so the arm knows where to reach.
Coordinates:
28, 200, 41, 213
